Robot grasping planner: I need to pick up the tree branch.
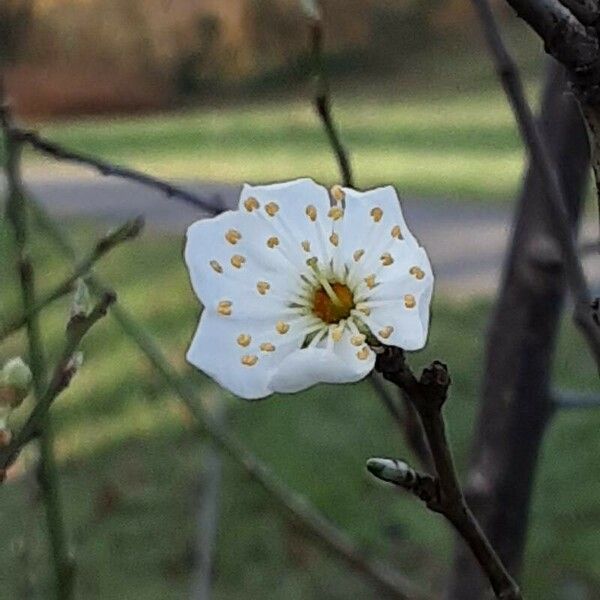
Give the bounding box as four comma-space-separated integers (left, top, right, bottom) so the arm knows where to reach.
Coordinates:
0, 217, 144, 342
0, 292, 116, 475
307, 8, 354, 187
373, 347, 522, 600
470, 0, 600, 371
0, 105, 222, 215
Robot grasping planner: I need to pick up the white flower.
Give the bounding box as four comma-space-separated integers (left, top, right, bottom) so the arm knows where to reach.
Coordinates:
184, 179, 433, 400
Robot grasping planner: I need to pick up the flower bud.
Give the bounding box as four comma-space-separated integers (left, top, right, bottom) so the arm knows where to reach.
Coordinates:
71, 278, 92, 318
0, 357, 33, 409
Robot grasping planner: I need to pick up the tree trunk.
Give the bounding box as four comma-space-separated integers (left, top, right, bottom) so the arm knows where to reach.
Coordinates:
446, 59, 590, 599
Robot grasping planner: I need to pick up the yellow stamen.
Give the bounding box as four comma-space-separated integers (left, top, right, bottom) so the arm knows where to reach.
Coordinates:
231, 255, 246, 269
306, 205, 317, 221
378, 326, 394, 339
364, 274, 376, 289
356, 303, 371, 316
244, 197, 259, 212
209, 260, 223, 274
353, 249, 365, 262
237, 334, 251, 347
225, 229, 242, 244
329, 232, 339, 246
217, 301, 232, 316
265, 202, 279, 216
328, 207, 344, 221
260, 342, 276, 352
305, 258, 343, 307
331, 324, 344, 342
301, 240, 311, 252
241, 354, 258, 366
330, 184, 345, 204
256, 281, 270, 295
391, 225, 403, 239
370, 207, 383, 222
380, 252, 394, 266
276, 321, 290, 334
409, 266, 425, 280
356, 346, 370, 360
267, 236, 279, 248
404, 294, 416, 309
351, 334, 365, 346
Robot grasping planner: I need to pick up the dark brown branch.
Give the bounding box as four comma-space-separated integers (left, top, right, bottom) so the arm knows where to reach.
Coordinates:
373, 348, 522, 600
308, 13, 354, 188
0, 217, 144, 342
369, 374, 432, 471
471, 0, 600, 370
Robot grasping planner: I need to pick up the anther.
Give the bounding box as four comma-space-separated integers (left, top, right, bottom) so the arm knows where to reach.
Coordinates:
329, 232, 339, 246
267, 236, 279, 248
276, 321, 290, 334
378, 326, 394, 339
265, 202, 279, 216
404, 294, 416, 309
244, 197, 259, 212
225, 229, 242, 244
209, 260, 223, 273
330, 185, 345, 204
217, 301, 232, 316
256, 281, 270, 295
353, 249, 365, 262
306, 205, 317, 221
364, 274, 376, 289
391, 225, 403, 239
351, 334, 366, 346
237, 334, 251, 347
260, 342, 275, 352
409, 266, 425, 280
370, 207, 383, 222
380, 252, 394, 266
356, 346, 370, 360
331, 324, 344, 342
301, 240, 311, 252
231, 255, 246, 269
328, 207, 344, 221
241, 354, 258, 366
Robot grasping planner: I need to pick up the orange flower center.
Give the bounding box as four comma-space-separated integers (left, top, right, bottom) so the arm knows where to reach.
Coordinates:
312, 283, 354, 324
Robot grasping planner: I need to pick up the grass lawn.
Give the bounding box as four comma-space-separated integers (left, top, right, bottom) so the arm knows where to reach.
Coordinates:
14, 28, 552, 203
0, 216, 598, 599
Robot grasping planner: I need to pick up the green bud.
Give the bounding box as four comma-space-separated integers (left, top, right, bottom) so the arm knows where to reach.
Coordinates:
0, 357, 33, 409
71, 278, 92, 318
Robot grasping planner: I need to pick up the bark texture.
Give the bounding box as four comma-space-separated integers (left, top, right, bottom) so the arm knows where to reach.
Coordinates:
446, 59, 590, 599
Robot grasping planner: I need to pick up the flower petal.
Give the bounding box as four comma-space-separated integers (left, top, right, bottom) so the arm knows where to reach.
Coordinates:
269, 328, 374, 393
240, 179, 333, 269
185, 211, 304, 319
187, 313, 305, 400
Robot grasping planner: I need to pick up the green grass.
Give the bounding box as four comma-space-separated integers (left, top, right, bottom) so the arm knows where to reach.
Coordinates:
0, 218, 598, 599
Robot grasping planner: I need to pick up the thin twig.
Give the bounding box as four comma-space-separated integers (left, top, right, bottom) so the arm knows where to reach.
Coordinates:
0, 292, 116, 474
308, 10, 354, 187
28, 197, 424, 600
2, 109, 75, 598
470, 0, 600, 370
190, 395, 225, 600
373, 348, 522, 600
0, 106, 221, 215
369, 374, 432, 471
0, 217, 144, 342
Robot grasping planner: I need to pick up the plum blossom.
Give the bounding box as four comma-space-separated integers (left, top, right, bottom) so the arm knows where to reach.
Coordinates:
184, 179, 433, 399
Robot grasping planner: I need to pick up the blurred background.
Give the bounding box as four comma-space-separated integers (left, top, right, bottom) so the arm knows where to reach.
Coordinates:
1, 0, 599, 599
